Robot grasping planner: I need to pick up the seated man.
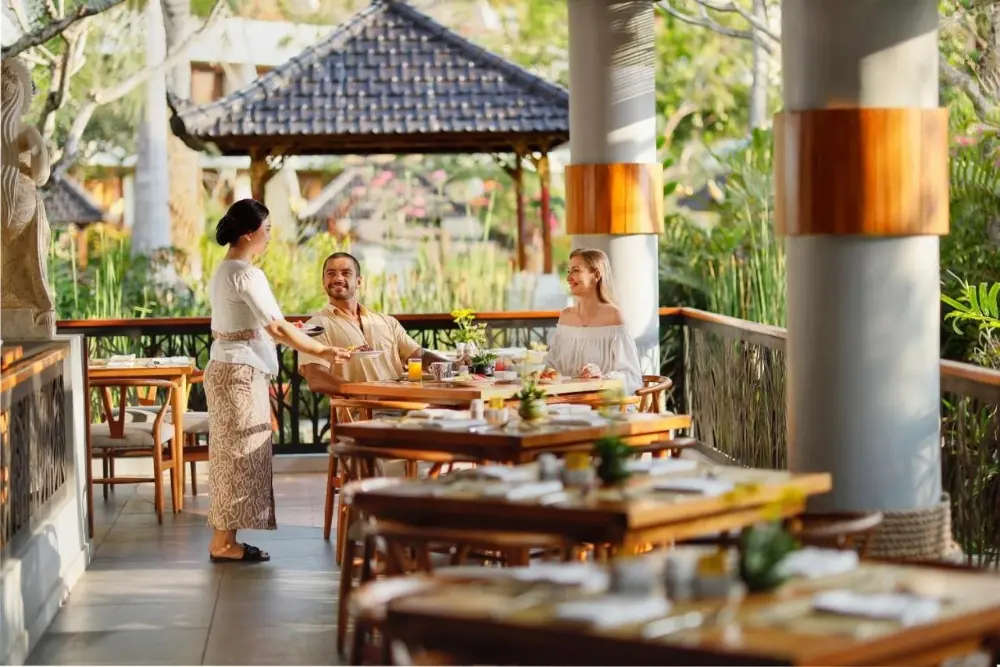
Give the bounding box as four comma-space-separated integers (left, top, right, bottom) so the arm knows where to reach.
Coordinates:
298, 252, 450, 397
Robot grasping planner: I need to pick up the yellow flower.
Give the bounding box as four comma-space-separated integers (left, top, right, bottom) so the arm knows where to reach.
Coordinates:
721, 482, 762, 506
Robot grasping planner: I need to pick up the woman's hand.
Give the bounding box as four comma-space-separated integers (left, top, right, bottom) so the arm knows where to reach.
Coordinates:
321, 346, 352, 365
578, 363, 603, 379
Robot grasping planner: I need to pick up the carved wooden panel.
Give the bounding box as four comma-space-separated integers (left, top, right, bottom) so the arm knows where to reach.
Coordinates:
774, 108, 949, 236
565, 163, 664, 235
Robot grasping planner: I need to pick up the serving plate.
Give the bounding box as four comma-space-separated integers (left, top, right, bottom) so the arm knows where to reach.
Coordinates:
351, 349, 383, 358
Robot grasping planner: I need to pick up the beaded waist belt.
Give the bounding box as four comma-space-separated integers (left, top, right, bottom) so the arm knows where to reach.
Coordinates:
212, 328, 262, 342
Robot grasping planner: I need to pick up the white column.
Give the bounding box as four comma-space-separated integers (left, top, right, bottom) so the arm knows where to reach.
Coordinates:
783, 0, 942, 511
567, 0, 660, 371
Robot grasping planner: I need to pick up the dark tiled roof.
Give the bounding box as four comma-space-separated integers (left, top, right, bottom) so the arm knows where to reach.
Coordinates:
172, 0, 568, 156
298, 164, 464, 223
41, 175, 105, 225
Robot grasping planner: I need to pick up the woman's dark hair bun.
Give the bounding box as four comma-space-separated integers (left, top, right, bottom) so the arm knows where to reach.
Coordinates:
215, 198, 270, 246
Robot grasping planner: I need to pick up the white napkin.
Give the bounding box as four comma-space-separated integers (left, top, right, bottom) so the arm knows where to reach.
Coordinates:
408, 408, 471, 420
776, 547, 859, 580
481, 480, 564, 501
152, 356, 191, 366
625, 458, 698, 475
548, 404, 594, 415
652, 477, 735, 496
109, 354, 136, 362
812, 590, 941, 625
414, 419, 488, 430
107, 354, 137, 368
510, 563, 609, 590
554, 595, 671, 627
549, 414, 609, 427
468, 465, 539, 483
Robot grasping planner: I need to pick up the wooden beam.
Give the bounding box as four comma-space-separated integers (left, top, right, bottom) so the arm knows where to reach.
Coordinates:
531, 153, 553, 274
248, 149, 279, 202
565, 163, 663, 235
774, 108, 949, 236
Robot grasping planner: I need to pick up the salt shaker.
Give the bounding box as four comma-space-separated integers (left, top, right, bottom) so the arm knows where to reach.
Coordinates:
470, 399, 485, 420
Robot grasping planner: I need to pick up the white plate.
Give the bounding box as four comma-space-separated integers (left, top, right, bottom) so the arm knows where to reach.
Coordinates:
451, 379, 496, 388
295, 325, 324, 337
351, 349, 383, 358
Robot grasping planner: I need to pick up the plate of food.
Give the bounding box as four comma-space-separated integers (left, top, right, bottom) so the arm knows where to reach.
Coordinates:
292, 321, 324, 337
537, 368, 563, 384
348, 344, 382, 358
449, 373, 496, 388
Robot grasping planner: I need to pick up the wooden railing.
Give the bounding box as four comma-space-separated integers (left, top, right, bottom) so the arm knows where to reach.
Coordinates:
58, 307, 1000, 563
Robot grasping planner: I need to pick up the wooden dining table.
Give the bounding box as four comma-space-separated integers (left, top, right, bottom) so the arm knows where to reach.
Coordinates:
352, 460, 832, 549
380, 561, 1000, 666
336, 377, 621, 406
87, 357, 197, 511
335, 412, 693, 464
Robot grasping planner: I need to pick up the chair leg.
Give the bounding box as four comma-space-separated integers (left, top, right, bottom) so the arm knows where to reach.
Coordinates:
108, 458, 116, 493
189, 459, 198, 496
337, 538, 358, 658
323, 449, 337, 541
152, 451, 165, 524
102, 457, 110, 500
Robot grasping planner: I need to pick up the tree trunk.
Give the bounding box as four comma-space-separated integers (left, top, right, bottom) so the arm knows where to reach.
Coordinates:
162, 0, 203, 278
132, 0, 172, 258
748, 0, 769, 129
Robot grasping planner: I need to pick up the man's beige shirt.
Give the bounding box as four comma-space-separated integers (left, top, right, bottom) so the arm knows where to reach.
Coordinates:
298, 303, 421, 382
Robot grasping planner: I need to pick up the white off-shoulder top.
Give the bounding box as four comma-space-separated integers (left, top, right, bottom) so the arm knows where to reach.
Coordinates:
208, 259, 284, 376
545, 324, 643, 396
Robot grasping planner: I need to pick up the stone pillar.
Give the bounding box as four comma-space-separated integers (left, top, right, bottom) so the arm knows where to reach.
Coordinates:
566, 0, 662, 371
779, 1, 947, 518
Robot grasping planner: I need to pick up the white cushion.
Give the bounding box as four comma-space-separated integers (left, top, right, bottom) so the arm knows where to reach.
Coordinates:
124, 407, 210, 434
91, 422, 174, 450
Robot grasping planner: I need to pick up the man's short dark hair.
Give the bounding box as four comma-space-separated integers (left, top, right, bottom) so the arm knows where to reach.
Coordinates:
323, 252, 361, 276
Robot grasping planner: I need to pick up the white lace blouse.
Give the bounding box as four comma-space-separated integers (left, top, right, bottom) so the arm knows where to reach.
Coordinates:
545, 325, 643, 396
208, 260, 284, 376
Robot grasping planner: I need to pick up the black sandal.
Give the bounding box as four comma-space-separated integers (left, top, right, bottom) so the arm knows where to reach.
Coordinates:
209, 543, 270, 563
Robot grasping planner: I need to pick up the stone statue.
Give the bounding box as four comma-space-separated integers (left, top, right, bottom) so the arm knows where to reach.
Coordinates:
1, 57, 56, 340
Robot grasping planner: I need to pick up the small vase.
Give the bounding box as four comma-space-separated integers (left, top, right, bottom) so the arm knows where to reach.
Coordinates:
518, 399, 547, 422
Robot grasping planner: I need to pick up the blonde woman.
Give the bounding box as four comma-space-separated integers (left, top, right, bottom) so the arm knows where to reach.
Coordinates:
205, 199, 351, 562
544, 248, 642, 396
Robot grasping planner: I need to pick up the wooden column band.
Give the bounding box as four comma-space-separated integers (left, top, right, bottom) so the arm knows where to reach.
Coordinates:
565, 163, 664, 235
774, 108, 949, 236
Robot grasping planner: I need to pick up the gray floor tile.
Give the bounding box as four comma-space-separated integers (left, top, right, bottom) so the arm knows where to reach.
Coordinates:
64, 570, 221, 606
217, 572, 339, 603
48, 600, 216, 633
209, 598, 339, 631
203, 623, 339, 665
27, 629, 209, 665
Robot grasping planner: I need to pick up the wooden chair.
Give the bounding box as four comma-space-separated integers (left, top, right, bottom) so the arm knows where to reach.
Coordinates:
325, 398, 431, 555
575, 375, 675, 413
336, 476, 573, 663
788, 511, 885, 556
89, 378, 179, 523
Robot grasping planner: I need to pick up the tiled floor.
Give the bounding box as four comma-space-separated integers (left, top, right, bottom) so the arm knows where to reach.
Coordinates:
29, 473, 342, 666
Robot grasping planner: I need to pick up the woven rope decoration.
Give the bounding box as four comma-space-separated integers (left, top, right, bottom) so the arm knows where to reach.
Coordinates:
867, 495, 960, 561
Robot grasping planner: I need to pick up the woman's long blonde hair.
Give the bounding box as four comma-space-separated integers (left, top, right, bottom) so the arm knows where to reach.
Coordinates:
570, 248, 617, 305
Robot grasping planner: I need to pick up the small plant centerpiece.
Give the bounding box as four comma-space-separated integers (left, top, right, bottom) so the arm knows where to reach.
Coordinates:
515, 379, 548, 423
593, 436, 634, 486
469, 350, 498, 376
737, 521, 798, 593
450, 308, 487, 357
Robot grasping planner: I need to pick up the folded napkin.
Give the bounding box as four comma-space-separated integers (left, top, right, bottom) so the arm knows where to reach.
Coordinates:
109, 354, 136, 362
549, 414, 609, 427
480, 480, 564, 501
151, 356, 191, 366
776, 547, 859, 580
408, 408, 471, 420
548, 404, 594, 415
652, 477, 735, 496
812, 590, 941, 625
468, 465, 539, 483
107, 354, 137, 368
413, 419, 488, 430
554, 595, 671, 628
510, 563, 609, 590
625, 458, 698, 475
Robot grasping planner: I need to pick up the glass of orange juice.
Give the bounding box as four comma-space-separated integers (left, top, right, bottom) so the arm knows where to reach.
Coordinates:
407, 358, 423, 381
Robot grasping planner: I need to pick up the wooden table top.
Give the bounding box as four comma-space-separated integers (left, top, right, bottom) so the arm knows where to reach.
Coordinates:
336, 412, 692, 461
88, 358, 196, 377
352, 462, 831, 545
383, 562, 1000, 666
337, 377, 620, 403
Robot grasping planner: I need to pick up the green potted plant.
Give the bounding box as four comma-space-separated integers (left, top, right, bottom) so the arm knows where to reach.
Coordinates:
737, 521, 799, 592
515, 380, 548, 422
594, 436, 634, 486
470, 350, 498, 376
451, 308, 487, 356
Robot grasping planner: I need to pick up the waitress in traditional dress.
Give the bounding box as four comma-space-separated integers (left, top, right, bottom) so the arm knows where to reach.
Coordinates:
544, 248, 643, 396
204, 199, 350, 562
